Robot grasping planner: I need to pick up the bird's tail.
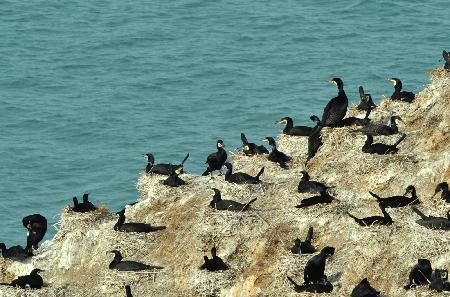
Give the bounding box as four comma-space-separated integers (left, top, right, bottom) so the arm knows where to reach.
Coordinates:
243, 198, 257, 211
411, 206, 428, 220
181, 153, 189, 165
151, 226, 167, 231
369, 191, 382, 201
394, 133, 406, 147
201, 169, 210, 176
0, 283, 10, 286
148, 265, 164, 270
278, 161, 289, 169
255, 167, 265, 180
359, 86, 365, 100
240, 133, 249, 145
287, 276, 299, 288
305, 226, 314, 243
346, 211, 361, 223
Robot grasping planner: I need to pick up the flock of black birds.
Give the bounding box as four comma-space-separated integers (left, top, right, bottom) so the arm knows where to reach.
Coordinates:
1, 54, 450, 296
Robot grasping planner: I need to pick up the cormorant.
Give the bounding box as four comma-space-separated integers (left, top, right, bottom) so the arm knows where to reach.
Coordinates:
347, 206, 392, 226
297, 171, 332, 194
296, 189, 335, 208
444, 50, 450, 70
202, 140, 227, 176
81, 193, 96, 211
411, 207, 450, 230
357, 86, 377, 112
351, 278, 380, 297
389, 78, 415, 102
0, 268, 44, 289
71, 195, 96, 213
433, 182, 450, 203
277, 117, 313, 136
209, 188, 257, 212
306, 115, 323, 164
430, 269, 450, 292
240, 133, 269, 156
321, 78, 348, 127
362, 133, 406, 155
145, 153, 189, 175
404, 259, 432, 290
335, 107, 372, 127
200, 246, 228, 271
163, 167, 186, 187
263, 137, 291, 169
291, 226, 316, 254
287, 276, 333, 293
107, 250, 163, 271
0, 243, 27, 259
355, 115, 402, 136
114, 209, 166, 233
370, 185, 420, 208
23, 214, 47, 254
125, 285, 133, 297
304, 246, 335, 284
224, 162, 264, 184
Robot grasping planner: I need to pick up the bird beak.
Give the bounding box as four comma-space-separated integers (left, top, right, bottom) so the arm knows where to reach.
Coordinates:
329, 80, 336, 85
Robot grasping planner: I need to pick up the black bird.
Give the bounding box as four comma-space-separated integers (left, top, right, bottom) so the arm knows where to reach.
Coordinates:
297, 171, 331, 194
370, 185, 420, 208
433, 182, 450, 203
357, 86, 377, 112
81, 193, 96, 211
335, 107, 372, 127
277, 117, 313, 136
0, 243, 27, 259
202, 140, 227, 176
322, 78, 348, 127
291, 226, 316, 254
296, 189, 335, 209
404, 259, 432, 290
362, 133, 406, 155
72, 195, 96, 213
107, 250, 163, 271
389, 78, 415, 102
0, 268, 44, 289
145, 153, 189, 175
304, 246, 335, 284
444, 50, 450, 70
306, 115, 323, 164
23, 214, 47, 254
355, 115, 402, 136
429, 269, 450, 292
411, 207, 450, 230
287, 276, 333, 293
200, 246, 228, 271
114, 209, 166, 233
209, 188, 257, 212
347, 206, 392, 226
125, 285, 133, 297
263, 137, 291, 169
224, 162, 264, 184
240, 133, 269, 156
351, 278, 380, 297
163, 167, 186, 187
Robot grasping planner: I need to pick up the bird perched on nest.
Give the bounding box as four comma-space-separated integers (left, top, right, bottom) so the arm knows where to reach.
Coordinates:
0, 268, 44, 289
306, 115, 323, 164
200, 246, 228, 271
0, 243, 27, 259
369, 185, 420, 208
296, 189, 335, 208
354, 115, 402, 136
224, 162, 264, 184
114, 209, 166, 233
72, 193, 96, 213
202, 140, 227, 176
107, 250, 163, 271
163, 167, 186, 187
347, 205, 392, 227
351, 278, 380, 297
321, 78, 348, 127
356, 86, 377, 112
291, 226, 316, 254
303, 246, 335, 284
297, 171, 332, 194
209, 188, 257, 212
277, 116, 313, 136
263, 137, 291, 169
240, 133, 269, 156
404, 259, 432, 290
145, 153, 189, 175
388, 78, 415, 102
362, 133, 406, 155
433, 182, 450, 203
411, 206, 450, 230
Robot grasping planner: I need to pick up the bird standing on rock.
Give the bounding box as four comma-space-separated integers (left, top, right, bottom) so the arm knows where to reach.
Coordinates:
264, 137, 291, 169
0, 268, 44, 289
202, 140, 227, 176
200, 246, 228, 271
389, 78, 415, 102
321, 78, 348, 127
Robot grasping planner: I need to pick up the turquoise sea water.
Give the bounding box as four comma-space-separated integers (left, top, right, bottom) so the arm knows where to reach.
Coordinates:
0, 0, 448, 246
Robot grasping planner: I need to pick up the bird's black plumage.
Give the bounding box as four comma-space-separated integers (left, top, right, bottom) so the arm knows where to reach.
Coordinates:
264, 137, 291, 169
1, 268, 44, 289
200, 246, 228, 271
433, 182, 450, 203
356, 115, 402, 136
347, 206, 392, 227
321, 78, 348, 126
351, 278, 380, 297
303, 246, 335, 284
306, 115, 323, 164
108, 250, 163, 271
429, 269, 450, 292
278, 117, 313, 136
291, 226, 316, 254
240, 133, 269, 155
370, 185, 420, 208
296, 189, 335, 208
335, 107, 372, 127
114, 210, 166, 233
389, 78, 415, 102
209, 188, 257, 212
404, 259, 432, 290
72, 194, 96, 213
362, 133, 406, 155
411, 207, 450, 230
81, 193, 96, 211
0, 243, 27, 259
145, 153, 189, 175
163, 167, 186, 187
23, 214, 47, 254
125, 285, 133, 297
357, 86, 377, 112
297, 171, 331, 194
202, 140, 227, 176
444, 51, 450, 70
224, 163, 264, 184
287, 276, 333, 293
